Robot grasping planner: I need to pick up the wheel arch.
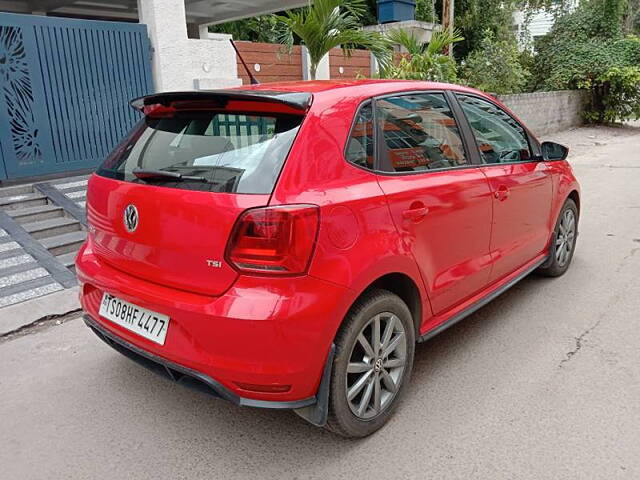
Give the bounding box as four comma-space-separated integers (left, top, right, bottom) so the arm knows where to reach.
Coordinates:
549, 187, 580, 243
296, 271, 425, 429
567, 190, 580, 215
350, 272, 424, 337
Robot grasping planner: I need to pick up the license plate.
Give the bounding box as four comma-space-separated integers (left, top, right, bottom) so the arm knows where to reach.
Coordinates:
99, 293, 170, 345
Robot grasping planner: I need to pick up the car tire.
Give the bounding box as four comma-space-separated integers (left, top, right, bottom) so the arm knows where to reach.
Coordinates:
325, 289, 415, 438
537, 198, 578, 277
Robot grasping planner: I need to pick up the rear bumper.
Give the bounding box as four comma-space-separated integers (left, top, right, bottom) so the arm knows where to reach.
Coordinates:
76, 238, 353, 405
84, 314, 315, 409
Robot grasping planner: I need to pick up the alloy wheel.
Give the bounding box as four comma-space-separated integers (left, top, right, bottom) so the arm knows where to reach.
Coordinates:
555, 208, 576, 267
345, 312, 407, 419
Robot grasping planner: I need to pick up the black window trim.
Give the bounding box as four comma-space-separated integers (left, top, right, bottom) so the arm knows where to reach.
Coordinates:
451, 91, 543, 166
374, 89, 480, 176
444, 89, 483, 165
343, 89, 484, 177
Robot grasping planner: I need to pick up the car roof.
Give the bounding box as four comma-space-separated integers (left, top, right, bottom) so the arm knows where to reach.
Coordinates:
231, 79, 491, 104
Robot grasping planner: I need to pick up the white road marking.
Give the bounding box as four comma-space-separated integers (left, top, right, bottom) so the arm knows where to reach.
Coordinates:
0, 282, 63, 307
0, 242, 20, 253
55, 180, 88, 190
0, 254, 34, 269
0, 268, 49, 288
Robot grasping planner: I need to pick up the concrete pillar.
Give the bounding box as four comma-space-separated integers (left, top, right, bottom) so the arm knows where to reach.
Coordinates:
137, 0, 241, 92
137, 0, 188, 91
370, 55, 379, 77
302, 47, 330, 80
198, 24, 211, 39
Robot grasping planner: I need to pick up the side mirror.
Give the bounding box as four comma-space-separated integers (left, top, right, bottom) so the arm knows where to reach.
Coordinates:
541, 141, 569, 161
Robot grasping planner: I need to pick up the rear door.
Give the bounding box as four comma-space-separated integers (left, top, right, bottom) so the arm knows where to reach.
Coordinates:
87, 94, 305, 296
373, 91, 494, 315
454, 94, 552, 281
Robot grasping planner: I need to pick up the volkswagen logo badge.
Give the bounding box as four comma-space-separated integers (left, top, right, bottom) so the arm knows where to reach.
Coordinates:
123, 204, 139, 233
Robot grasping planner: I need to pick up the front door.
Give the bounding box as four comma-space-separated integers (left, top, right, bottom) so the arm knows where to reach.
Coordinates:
455, 94, 553, 281
374, 92, 494, 316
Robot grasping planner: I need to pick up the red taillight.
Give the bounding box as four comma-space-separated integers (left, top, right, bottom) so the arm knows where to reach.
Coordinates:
226, 204, 319, 275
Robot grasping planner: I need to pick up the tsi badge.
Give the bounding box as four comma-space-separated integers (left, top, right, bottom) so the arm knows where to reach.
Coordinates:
206, 260, 222, 268
123, 204, 139, 233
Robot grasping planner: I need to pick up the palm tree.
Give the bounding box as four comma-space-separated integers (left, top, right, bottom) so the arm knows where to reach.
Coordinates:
381, 27, 464, 82
276, 0, 391, 80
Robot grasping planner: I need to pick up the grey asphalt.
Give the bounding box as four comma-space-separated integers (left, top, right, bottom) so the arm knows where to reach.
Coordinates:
1, 123, 639, 479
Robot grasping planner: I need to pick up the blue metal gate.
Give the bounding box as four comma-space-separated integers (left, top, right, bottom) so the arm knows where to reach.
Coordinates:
0, 13, 153, 180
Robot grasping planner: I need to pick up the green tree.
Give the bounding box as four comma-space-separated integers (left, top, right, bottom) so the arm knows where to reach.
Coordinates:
452, 0, 518, 59
623, 0, 640, 33
447, 0, 561, 60
597, 66, 640, 121
209, 14, 283, 43
380, 27, 463, 82
532, 0, 640, 122
276, 0, 391, 80
415, 0, 436, 23
462, 34, 530, 94
533, 0, 629, 90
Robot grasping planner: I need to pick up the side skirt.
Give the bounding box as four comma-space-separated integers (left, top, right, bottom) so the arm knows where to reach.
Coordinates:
418, 256, 548, 343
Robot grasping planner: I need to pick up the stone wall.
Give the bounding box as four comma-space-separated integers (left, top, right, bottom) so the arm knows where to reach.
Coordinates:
498, 90, 588, 137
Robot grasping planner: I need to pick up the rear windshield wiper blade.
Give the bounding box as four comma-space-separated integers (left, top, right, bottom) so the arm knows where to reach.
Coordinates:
132, 168, 207, 182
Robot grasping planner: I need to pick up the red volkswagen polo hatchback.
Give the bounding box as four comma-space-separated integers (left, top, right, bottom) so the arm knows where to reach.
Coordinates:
77, 80, 580, 437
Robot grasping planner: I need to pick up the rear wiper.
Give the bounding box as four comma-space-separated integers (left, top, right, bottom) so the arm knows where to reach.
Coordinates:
132, 168, 207, 182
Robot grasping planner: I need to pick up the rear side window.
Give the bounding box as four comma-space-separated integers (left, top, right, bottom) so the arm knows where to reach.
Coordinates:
345, 102, 374, 170
375, 93, 469, 172
97, 111, 303, 194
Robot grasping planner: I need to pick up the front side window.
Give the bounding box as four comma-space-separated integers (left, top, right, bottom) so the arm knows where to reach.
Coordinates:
456, 94, 532, 164
374, 92, 469, 173
97, 110, 303, 194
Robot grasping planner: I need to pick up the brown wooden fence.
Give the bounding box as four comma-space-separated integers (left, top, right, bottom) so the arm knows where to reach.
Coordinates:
329, 48, 371, 79
233, 42, 376, 83
234, 41, 303, 85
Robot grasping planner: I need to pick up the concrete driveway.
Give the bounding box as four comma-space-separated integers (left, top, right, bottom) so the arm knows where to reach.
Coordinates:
1, 123, 639, 479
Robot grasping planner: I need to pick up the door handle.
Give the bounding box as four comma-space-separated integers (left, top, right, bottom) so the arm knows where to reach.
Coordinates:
402, 206, 429, 222
494, 185, 510, 201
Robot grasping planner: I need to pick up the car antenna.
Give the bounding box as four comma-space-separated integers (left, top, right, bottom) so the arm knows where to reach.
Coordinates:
229, 39, 260, 85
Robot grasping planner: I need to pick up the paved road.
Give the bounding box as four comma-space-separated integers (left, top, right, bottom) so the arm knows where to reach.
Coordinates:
1, 124, 639, 479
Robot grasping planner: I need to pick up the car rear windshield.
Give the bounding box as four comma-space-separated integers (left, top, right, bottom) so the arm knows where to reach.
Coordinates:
96, 110, 303, 194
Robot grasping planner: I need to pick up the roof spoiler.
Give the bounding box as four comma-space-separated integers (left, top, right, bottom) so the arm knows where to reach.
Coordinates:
130, 90, 312, 112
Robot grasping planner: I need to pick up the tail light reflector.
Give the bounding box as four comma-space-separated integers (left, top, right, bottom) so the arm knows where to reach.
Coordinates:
233, 382, 292, 393
226, 205, 319, 275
